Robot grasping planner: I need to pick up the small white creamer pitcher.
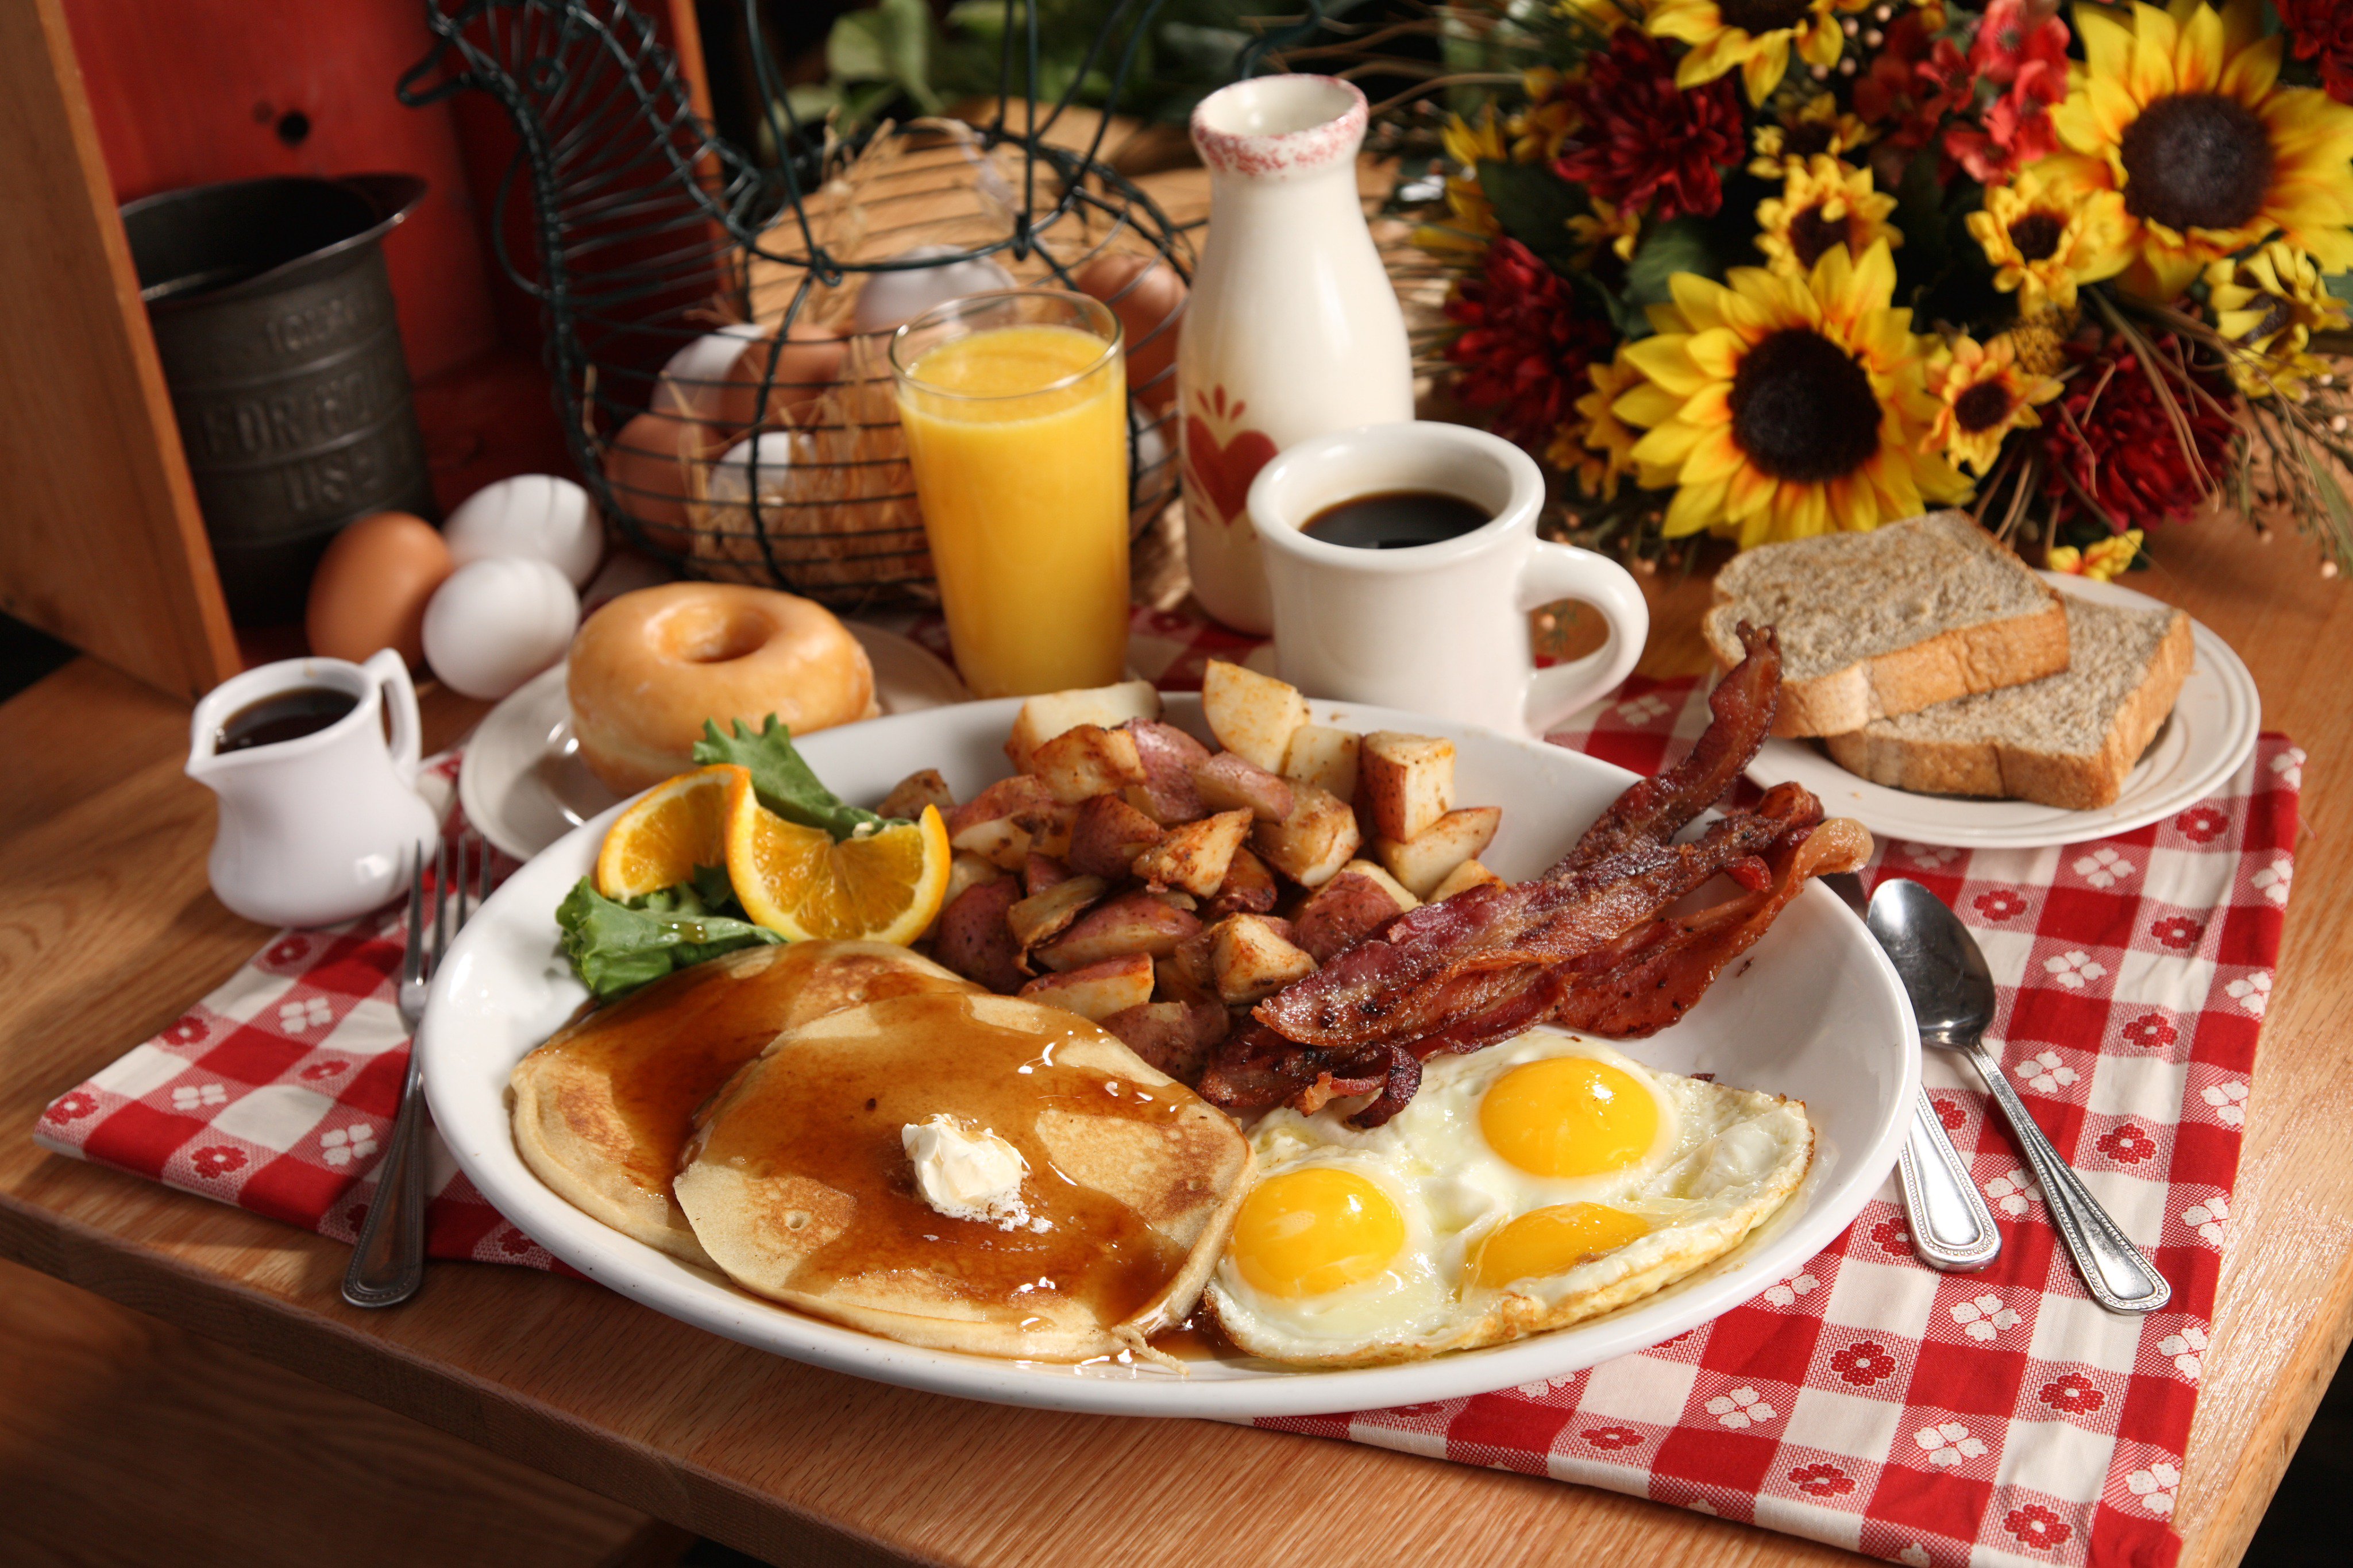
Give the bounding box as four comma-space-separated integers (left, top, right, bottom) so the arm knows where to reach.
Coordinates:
187, 650, 441, 928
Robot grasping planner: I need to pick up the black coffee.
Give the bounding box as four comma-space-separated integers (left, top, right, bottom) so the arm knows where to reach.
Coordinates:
216, 686, 357, 753
1302, 489, 1490, 550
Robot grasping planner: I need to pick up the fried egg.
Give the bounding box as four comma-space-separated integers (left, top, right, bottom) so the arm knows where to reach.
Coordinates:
1203, 1029, 1813, 1366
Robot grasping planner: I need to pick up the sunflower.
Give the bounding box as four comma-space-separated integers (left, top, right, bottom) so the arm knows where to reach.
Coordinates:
1749, 92, 1876, 177
1510, 67, 1580, 163
1924, 334, 2062, 476
1965, 166, 2128, 314
1648, 0, 1856, 106
2049, 529, 2144, 580
1556, 353, 1645, 499
2204, 240, 2348, 398
1568, 198, 1643, 266
2042, 0, 2353, 300
1614, 242, 1969, 544
1414, 109, 1511, 258
1754, 157, 1901, 279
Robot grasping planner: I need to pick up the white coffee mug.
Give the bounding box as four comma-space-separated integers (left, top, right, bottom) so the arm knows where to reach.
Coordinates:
1247, 422, 1648, 736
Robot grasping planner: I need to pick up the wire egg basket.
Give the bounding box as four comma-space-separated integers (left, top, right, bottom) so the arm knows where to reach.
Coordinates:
398, 0, 1191, 608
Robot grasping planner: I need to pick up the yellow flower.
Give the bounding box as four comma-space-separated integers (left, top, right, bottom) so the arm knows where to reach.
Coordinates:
1924, 334, 2062, 476
1613, 241, 1970, 547
1561, 0, 1640, 34
1556, 353, 1645, 499
2003, 308, 2076, 377
1648, 0, 1856, 106
2048, 530, 2144, 580
1749, 93, 1876, 177
1414, 109, 1510, 257
2204, 240, 2348, 399
1569, 198, 1643, 266
2042, 0, 2353, 301
1754, 157, 1900, 279
1511, 67, 1580, 163
1966, 168, 2128, 315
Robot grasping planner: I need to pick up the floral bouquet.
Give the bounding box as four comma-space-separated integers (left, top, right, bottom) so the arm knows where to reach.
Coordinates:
1415, 0, 2353, 576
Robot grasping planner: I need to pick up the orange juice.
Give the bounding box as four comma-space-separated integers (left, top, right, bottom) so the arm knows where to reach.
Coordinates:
896, 320, 1129, 697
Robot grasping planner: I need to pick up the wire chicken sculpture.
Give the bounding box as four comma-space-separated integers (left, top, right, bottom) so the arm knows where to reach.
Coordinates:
398, 0, 1193, 605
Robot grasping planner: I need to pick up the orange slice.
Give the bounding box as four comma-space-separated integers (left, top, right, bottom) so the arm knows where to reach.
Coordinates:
724, 795, 951, 944
594, 764, 749, 900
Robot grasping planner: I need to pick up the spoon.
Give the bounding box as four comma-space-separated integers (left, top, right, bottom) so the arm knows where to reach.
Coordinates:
1868, 878, 2171, 1314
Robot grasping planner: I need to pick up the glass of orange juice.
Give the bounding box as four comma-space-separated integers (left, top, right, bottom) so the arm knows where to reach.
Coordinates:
890, 289, 1129, 698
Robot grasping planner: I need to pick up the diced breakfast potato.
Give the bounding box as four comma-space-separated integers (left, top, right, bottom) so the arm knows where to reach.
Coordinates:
1019, 953, 1155, 1022
1100, 1000, 1230, 1082
1006, 875, 1108, 952
1121, 720, 1212, 824
946, 774, 1063, 870
1374, 805, 1503, 900
1155, 932, 1219, 1007
1005, 679, 1162, 773
1066, 794, 1166, 879
1201, 660, 1309, 772
941, 851, 1003, 912
1036, 890, 1202, 971
1028, 723, 1145, 805
1359, 732, 1456, 842
1251, 782, 1363, 889
1023, 852, 1071, 896
1209, 914, 1320, 1005
1280, 723, 1360, 801
933, 879, 1024, 993
1026, 802, 1078, 860
1193, 751, 1295, 822
1131, 808, 1252, 898
878, 767, 955, 820
1291, 864, 1415, 964
1209, 844, 1278, 918
1429, 857, 1503, 902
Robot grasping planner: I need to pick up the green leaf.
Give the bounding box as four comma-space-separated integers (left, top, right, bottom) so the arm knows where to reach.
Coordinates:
691, 715, 896, 841
1476, 161, 1585, 271
827, 7, 893, 82
827, 0, 942, 111
555, 880, 780, 1001
1622, 217, 1720, 311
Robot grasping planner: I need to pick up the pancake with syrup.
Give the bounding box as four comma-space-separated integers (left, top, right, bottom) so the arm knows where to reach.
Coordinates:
511, 941, 976, 1266
674, 992, 1255, 1361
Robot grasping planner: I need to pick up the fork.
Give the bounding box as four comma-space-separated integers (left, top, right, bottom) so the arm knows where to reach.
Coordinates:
342, 835, 488, 1308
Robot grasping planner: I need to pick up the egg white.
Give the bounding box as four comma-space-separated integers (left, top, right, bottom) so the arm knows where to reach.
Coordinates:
1203, 1027, 1814, 1367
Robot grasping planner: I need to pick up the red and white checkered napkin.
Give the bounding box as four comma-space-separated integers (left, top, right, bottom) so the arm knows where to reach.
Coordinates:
32, 627, 2298, 1568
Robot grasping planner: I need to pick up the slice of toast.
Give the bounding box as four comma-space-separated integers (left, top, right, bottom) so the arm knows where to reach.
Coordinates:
1703, 512, 2069, 737
1822, 593, 2193, 810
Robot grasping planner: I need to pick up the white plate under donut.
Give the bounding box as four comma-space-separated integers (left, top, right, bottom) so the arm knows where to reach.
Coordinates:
458, 622, 969, 861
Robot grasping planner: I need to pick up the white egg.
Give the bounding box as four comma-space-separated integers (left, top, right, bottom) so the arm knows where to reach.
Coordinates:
443, 475, 604, 587
851, 244, 1017, 335
421, 557, 581, 700
707, 430, 805, 512
1203, 1029, 1814, 1368
650, 322, 769, 424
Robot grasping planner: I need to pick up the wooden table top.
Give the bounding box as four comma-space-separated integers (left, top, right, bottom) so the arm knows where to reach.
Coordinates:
1, 507, 2347, 1568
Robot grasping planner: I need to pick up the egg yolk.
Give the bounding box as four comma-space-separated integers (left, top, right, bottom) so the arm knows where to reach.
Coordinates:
1228, 1168, 1406, 1299
1479, 1056, 1659, 1177
1473, 1203, 1650, 1288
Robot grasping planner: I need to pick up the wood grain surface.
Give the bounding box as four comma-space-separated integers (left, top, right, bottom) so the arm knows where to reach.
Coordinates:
0, 508, 2346, 1567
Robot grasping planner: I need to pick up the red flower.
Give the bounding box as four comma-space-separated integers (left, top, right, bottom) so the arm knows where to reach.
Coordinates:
2005, 1504, 2073, 1551
163, 1014, 209, 1046
190, 1145, 247, 1179
1832, 1340, 1896, 1385
1971, 0, 2068, 87
1871, 1219, 1911, 1257
2038, 1373, 2105, 1415
2278, 0, 2353, 105
1973, 888, 2029, 921
2152, 916, 2202, 951
44, 1091, 98, 1123
2121, 1013, 2179, 1051
2096, 1123, 2157, 1165
1552, 30, 1744, 221
1584, 1426, 1644, 1450
2039, 332, 2238, 530
1443, 238, 1615, 450
1933, 1096, 1965, 1131
1944, 1, 2070, 181
1790, 1462, 1857, 1497
2175, 805, 2229, 843
1856, 9, 1973, 160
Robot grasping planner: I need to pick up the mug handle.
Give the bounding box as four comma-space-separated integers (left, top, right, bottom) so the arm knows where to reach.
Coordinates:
364, 648, 423, 787
1516, 541, 1649, 736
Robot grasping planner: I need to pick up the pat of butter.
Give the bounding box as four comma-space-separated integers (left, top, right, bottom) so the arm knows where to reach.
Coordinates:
901, 1114, 1046, 1232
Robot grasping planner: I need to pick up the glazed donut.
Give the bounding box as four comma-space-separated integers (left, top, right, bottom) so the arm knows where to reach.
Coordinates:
569, 582, 877, 794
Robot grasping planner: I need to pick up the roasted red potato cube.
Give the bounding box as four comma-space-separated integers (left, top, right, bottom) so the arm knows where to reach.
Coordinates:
1373, 805, 1503, 899
1154, 932, 1220, 1007
1280, 723, 1360, 801
932, 878, 1024, 993
1023, 852, 1073, 897
1209, 913, 1319, 1005
940, 851, 1004, 914
1018, 953, 1156, 1022
1208, 844, 1278, 918
946, 774, 1060, 870
1006, 875, 1109, 953
1429, 857, 1503, 901
1291, 864, 1415, 964
1131, 808, 1252, 898
1121, 720, 1212, 825
1251, 782, 1363, 888
877, 767, 955, 820
1359, 731, 1456, 842
1193, 750, 1295, 822
1005, 679, 1162, 773
1098, 999, 1230, 1083
1066, 793, 1166, 879
1028, 723, 1147, 805
1201, 659, 1308, 771
1035, 890, 1202, 971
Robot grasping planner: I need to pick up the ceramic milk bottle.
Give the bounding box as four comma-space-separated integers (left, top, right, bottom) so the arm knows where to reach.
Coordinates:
1181, 75, 1413, 634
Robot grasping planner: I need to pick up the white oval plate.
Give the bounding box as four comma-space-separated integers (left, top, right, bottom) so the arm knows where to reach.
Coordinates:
458, 623, 969, 862
1745, 573, 2260, 851
422, 694, 1916, 1418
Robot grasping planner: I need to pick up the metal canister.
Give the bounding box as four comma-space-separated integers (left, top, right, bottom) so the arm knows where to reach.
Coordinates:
121, 175, 436, 622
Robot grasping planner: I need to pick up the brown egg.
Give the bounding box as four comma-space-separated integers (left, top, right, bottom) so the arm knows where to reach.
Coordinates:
603, 411, 707, 554
1075, 252, 1186, 412
726, 325, 848, 424
306, 511, 454, 669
